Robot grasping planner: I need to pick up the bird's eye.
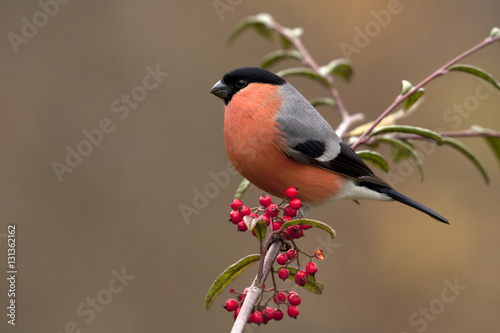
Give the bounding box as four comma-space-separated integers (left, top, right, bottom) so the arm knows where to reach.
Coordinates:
235, 79, 248, 88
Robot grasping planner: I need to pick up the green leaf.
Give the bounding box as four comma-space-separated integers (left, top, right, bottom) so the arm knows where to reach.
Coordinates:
400, 80, 425, 110
204, 254, 261, 309
448, 64, 500, 90
401, 80, 412, 95
280, 35, 292, 50
276, 67, 331, 87
260, 49, 303, 69
281, 219, 336, 239
484, 137, 500, 168
228, 13, 275, 45
471, 125, 500, 168
404, 88, 425, 110
246, 216, 267, 242
356, 150, 389, 172
391, 143, 412, 162
309, 97, 337, 108
253, 23, 275, 41
234, 178, 251, 199
443, 137, 490, 184
371, 125, 444, 145
490, 27, 500, 38
319, 59, 353, 82
280, 267, 324, 294
377, 137, 414, 161
377, 137, 425, 181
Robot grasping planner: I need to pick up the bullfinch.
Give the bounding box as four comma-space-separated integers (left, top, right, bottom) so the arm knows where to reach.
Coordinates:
210, 67, 448, 224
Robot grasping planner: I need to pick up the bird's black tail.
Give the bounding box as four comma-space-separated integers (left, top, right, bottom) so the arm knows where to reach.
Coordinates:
361, 183, 449, 224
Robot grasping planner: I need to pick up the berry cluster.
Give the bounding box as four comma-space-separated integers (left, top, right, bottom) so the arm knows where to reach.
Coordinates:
276, 249, 320, 286
223, 187, 325, 325
228, 186, 309, 239
223, 287, 303, 324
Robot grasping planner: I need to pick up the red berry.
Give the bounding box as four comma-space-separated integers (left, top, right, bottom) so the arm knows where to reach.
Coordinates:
300, 224, 311, 230
266, 204, 280, 217
239, 205, 251, 217
306, 262, 318, 275
230, 199, 243, 210
283, 229, 291, 240
229, 210, 243, 224
284, 206, 297, 217
294, 270, 308, 286
223, 299, 238, 312
276, 253, 288, 265
287, 225, 303, 239
288, 292, 302, 306
251, 311, 263, 324
234, 307, 241, 319
286, 249, 297, 260
273, 308, 284, 321
238, 289, 248, 301
237, 221, 247, 232
273, 291, 286, 304
285, 187, 298, 200
282, 216, 292, 222
261, 307, 275, 321
278, 268, 289, 280
272, 221, 282, 231
259, 194, 272, 207
289, 198, 302, 210
248, 212, 258, 219
260, 214, 270, 226
287, 305, 299, 318
307, 263, 320, 277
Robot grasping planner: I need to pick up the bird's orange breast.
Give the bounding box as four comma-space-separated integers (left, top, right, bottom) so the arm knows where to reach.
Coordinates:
224, 83, 345, 205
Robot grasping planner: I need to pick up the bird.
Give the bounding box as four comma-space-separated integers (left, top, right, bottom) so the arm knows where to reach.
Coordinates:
210, 67, 448, 224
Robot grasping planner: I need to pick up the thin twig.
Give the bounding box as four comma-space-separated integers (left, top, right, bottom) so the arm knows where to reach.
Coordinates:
268, 20, 363, 137
378, 130, 500, 141
351, 34, 500, 150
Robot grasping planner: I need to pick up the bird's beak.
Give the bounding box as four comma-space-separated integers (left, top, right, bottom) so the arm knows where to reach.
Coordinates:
210, 80, 229, 99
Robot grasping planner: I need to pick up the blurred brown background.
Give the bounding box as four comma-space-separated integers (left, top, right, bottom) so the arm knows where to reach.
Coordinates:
1, 1, 499, 332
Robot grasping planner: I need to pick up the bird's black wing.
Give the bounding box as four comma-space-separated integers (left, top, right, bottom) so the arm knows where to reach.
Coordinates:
292, 140, 392, 189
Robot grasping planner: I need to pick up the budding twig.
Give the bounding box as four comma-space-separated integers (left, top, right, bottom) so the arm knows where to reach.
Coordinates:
267, 20, 364, 138
379, 130, 500, 141
351, 34, 500, 150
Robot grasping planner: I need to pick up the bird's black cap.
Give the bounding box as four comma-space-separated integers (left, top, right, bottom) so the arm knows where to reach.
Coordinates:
211, 67, 286, 104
